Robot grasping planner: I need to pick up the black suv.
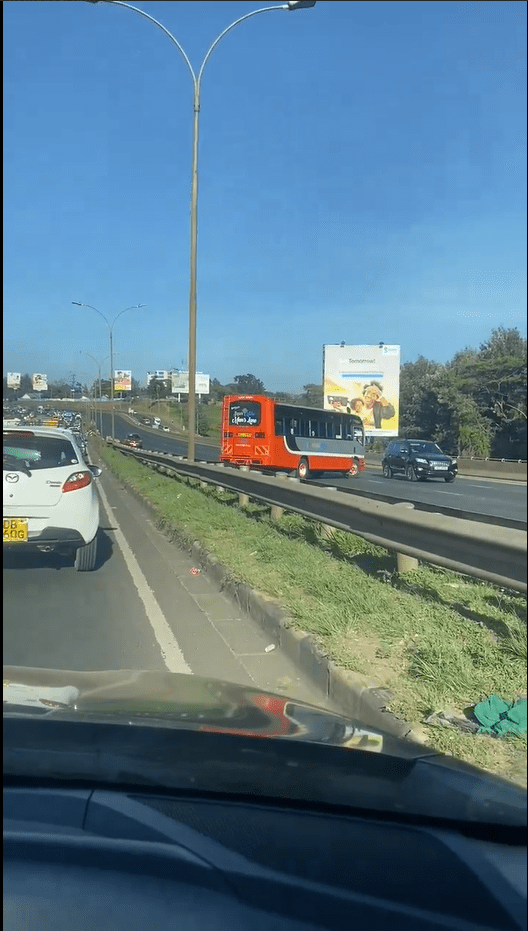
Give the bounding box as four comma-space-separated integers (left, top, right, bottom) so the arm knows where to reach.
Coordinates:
382, 439, 457, 482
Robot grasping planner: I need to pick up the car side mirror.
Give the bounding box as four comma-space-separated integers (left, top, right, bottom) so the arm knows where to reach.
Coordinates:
89, 465, 102, 478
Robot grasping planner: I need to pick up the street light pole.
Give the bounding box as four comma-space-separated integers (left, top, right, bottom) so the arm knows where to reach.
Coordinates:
82, 351, 111, 435
72, 302, 145, 438
85, 0, 316, 462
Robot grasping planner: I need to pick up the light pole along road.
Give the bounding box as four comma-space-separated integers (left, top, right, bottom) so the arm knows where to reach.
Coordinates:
85, 0, 316, 461
81, 351, 112, 435
72, 302, 145, 439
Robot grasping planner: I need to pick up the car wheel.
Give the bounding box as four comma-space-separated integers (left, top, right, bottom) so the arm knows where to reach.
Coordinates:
405, 464, 416, 482
296, 458, 310, 481
382, 462, 392, 478
444, 474, 455, 483
74, 533, 98, 571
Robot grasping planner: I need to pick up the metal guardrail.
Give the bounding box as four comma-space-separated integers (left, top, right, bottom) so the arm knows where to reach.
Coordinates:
107, 440, 527, 594
304, 480, 526, 531
365, 453, 527, 482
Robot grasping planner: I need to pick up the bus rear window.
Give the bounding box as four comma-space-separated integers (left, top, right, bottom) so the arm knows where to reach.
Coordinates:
229, 402, 261, 427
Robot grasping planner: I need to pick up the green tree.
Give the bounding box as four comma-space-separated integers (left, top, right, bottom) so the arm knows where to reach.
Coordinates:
446, 327, 526, 456
432, 371, 491, 456
233, 373, 266, 394
48, 381, 72, 399
398, 356, 442, 436
301, 383, 324, 408
209, 378, 230, 402
19, 373, 33, 395
148, 376, 170, 400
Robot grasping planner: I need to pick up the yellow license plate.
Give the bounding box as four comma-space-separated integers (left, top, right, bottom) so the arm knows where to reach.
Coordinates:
3, 519, 28, 543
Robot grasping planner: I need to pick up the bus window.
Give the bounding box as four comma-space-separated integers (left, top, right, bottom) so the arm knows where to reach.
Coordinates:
275, 418, 284, 436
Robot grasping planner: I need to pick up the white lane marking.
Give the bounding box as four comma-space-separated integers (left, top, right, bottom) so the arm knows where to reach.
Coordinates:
96, 480, 192, 675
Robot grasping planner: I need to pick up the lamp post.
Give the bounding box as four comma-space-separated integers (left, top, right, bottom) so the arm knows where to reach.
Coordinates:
84, 0, 316, 461
81, 351, 111, 435
72, 302, 145, 438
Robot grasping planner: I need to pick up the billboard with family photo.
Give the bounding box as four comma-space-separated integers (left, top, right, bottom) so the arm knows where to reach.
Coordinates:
323, 344, 400, 436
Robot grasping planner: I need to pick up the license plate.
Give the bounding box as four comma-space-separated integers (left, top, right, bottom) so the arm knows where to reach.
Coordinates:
3, 518, 28, 542
433, 464, 448, 470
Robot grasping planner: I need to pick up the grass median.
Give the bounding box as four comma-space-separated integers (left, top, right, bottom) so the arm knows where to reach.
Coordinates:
99, 444, 527, 786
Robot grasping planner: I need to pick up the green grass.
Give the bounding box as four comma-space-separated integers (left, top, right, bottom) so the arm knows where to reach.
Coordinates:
98, 443, 527, 786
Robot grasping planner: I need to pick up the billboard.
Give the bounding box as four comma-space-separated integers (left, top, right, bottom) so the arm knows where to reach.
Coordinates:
114, 370, 132, 392
171, 371, 210, 395
147, 370, 170, 386
7, 373, 21, 389
323, 344, 400, 436
32, 373, 48, 392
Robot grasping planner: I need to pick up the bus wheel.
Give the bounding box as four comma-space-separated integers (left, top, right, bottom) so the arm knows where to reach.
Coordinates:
296, 458, 310, 480
348, 459, 359, 477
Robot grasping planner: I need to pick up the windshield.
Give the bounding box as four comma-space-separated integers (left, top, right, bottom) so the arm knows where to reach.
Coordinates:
409, 442, 444, 456
229, 401, 261, 426
4, 433, 79, 470
3, 0, 526, 827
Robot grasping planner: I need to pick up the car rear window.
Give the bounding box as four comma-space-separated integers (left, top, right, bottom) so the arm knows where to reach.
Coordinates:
3, 433, 79, 470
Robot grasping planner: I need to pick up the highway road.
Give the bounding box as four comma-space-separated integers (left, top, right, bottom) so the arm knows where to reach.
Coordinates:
101, 413, 526, 526
3, 444, 340, 712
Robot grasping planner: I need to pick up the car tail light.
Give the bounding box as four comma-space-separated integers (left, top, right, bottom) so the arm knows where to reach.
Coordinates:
62, 470, 92, 493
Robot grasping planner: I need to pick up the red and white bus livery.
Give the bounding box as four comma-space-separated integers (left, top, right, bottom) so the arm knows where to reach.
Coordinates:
220, 395, 365, 479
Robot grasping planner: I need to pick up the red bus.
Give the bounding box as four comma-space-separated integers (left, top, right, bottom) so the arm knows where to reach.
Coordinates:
220, 395, 365, 480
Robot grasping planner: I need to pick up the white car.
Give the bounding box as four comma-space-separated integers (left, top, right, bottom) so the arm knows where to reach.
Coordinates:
3, 426, 101, 571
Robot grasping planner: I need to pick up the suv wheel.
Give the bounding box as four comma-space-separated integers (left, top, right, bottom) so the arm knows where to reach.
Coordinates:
405, 464, 416, 482
74, 534, 98, 571
444, 474, 455, 483
382, 462, 392, 478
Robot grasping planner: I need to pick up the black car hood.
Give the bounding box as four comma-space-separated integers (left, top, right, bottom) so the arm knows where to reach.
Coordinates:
4, 667, 526, 827
4, 665, 407, 753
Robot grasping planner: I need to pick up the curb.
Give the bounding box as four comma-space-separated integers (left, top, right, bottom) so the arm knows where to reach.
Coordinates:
96, 441, 415, 740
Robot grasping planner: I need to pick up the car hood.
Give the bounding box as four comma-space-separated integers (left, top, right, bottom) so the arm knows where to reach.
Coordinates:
4, 667, 526, 826
4, 665, 408, 754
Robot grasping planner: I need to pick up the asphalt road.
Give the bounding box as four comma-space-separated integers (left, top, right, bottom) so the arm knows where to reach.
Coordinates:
3, 447, 341, 713
102, 413, 526, 526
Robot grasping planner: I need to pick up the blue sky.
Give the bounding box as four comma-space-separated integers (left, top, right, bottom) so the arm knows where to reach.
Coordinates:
3, 0, 526, 391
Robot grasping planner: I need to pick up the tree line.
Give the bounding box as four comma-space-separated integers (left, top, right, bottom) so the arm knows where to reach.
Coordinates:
399, 327, 526, 458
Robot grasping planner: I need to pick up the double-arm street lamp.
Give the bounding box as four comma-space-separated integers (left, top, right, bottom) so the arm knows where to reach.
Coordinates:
84, 1, 316, 461
72, 301, 146, 438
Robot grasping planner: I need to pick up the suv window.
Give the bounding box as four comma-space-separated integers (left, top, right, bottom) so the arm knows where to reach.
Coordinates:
409, 441, 443, 455
4, 434, 79, 470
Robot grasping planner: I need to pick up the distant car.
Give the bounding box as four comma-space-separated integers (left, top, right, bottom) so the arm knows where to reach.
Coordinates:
162, 426, 170, 432
3, 425, 101, 570
382, 439, 457, 483
124, 433, 142, 449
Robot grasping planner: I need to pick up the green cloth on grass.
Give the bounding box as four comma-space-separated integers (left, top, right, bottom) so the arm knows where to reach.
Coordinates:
473, 695, 527, 737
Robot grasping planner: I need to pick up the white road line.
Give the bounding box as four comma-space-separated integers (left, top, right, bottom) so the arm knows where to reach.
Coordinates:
96, 480, 192, 675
